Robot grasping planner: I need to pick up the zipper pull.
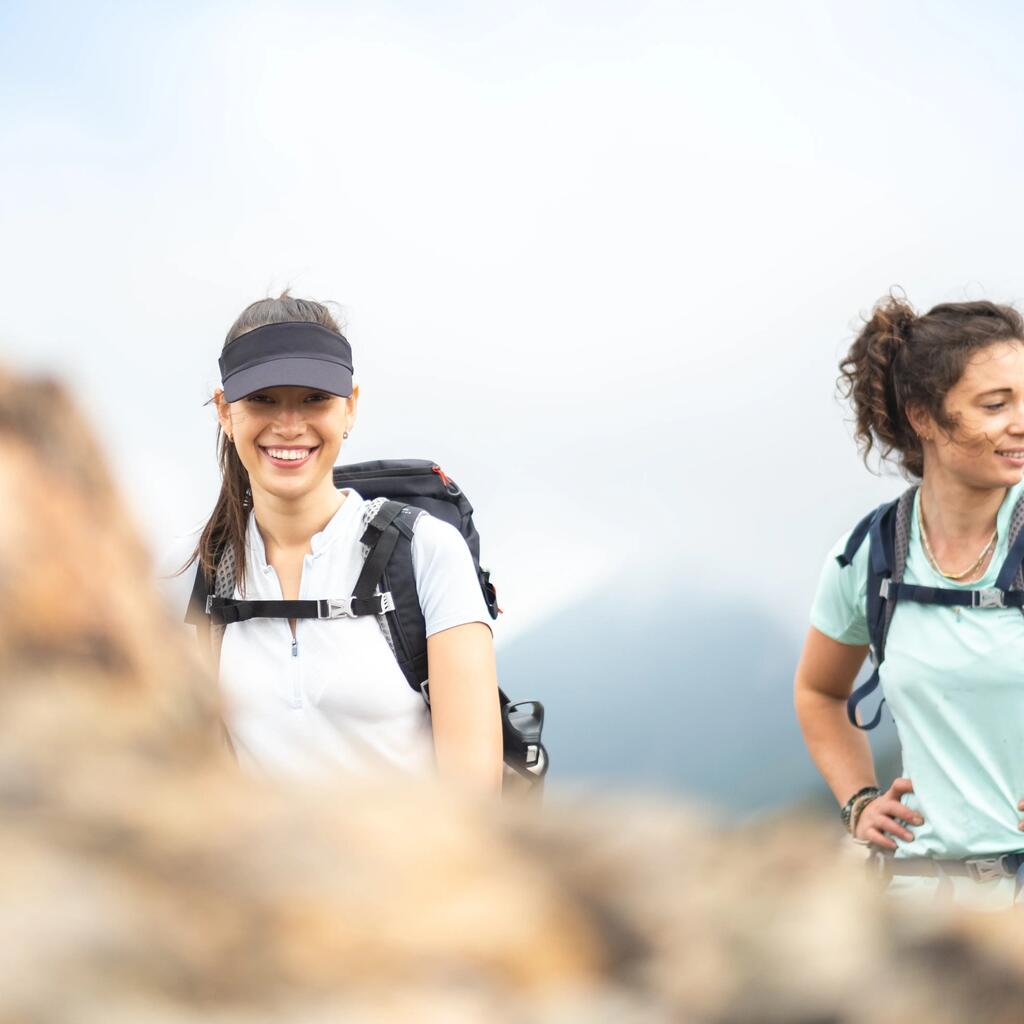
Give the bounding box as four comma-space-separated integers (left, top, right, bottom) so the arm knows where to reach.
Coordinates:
432, 464, 453, 488
291, 637, 298, 657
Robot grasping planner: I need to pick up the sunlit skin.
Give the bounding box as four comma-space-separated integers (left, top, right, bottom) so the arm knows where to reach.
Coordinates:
794, 339, 1024, 848
214, 384, 502, 793
910, 340, 1024, 564
216, 385, 357, 540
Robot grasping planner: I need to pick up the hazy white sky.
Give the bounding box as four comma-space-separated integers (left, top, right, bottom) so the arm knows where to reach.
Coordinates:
3, 0, 1024, 642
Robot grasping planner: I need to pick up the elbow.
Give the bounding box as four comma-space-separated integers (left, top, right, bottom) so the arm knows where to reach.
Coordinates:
793, 674, 848, 731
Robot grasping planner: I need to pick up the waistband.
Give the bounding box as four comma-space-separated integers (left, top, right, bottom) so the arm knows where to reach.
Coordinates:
870, 851, 1024, 884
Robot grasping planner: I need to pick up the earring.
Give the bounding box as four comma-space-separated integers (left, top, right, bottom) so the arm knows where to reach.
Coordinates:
343, 430, 349, 439
241, 488, 252, 510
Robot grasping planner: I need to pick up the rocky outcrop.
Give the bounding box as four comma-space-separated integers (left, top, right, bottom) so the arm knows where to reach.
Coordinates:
1, 369, 1023, 1023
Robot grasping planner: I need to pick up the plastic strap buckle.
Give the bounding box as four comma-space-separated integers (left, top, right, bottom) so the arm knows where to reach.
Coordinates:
879, 578, 892, 600
379, 591, 396, 614
964, 855, 1012, 882
522, 746, 548, 777
972, 588, 1006, 609
318, 598, 355, 619
205, 595, 214, 614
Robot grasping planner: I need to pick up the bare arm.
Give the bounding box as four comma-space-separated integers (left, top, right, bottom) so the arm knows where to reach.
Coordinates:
793, 626, 875, 804
426, 622, 503, 793
794, 626, 921, 847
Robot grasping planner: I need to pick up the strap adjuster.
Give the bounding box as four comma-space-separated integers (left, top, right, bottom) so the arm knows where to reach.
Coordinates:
879, 578, 892, 600
318, 598, 355, 619
205, 595, 214, 614
972, 588, 1006, 609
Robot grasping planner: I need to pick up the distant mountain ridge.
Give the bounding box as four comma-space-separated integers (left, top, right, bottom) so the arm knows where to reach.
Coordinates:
498, 580, 898, 812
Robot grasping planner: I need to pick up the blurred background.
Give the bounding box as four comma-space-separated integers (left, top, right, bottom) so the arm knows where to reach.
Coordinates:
3, 0, 1022, 810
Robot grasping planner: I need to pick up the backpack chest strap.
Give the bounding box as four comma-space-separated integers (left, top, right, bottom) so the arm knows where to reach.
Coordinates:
206, 593, 395, 624
879, 579, 1024, 609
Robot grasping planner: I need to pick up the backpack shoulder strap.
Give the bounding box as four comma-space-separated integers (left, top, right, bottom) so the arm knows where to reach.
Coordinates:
878, 485, 916, 654
845, 486, 916, 731
184, 544, 238, 668
996, 488, 1024, 592
356, 499, 428, 694
353, 499, 417, 600
850, 486, 1024, 621
356, 500, 546, 779
836, 509, 876, 569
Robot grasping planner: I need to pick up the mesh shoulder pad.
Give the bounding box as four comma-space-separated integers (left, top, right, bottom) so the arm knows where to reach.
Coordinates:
876, 486, 918, 661
891, 487, 917, 586
214, 545, 238, 600
359, 497, 389, 556
1004, 491, 1024, 592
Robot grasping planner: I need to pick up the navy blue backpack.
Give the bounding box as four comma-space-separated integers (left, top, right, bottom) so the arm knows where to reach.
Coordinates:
839, 485, 1024, 730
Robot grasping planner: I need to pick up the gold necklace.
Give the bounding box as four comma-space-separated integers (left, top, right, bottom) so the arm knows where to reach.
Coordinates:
917, 500, 997, 581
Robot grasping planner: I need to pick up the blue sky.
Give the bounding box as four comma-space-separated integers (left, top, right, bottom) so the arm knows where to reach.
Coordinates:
3, 1, 1024, 642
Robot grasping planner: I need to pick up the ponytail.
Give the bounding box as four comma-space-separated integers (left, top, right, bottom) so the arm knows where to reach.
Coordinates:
839, 294, 920, 476
189, 430, 251, 593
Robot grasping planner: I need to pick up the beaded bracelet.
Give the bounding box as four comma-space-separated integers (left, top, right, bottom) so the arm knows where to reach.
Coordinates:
840, 785, 881, 832
848, 791, 881, 837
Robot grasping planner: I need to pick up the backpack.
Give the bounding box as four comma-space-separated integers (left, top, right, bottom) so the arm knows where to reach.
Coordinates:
838, 484, 1024, 730
187, 458, 548, 791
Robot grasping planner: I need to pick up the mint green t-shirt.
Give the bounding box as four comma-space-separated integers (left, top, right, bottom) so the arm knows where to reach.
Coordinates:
812, 480, 1024, 873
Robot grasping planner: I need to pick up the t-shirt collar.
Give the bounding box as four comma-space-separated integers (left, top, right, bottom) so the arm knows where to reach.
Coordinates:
310, 489, 364, 555
247, 488, 365, 568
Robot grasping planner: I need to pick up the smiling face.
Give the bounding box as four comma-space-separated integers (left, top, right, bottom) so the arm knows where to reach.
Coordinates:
911, 339, 1024, 489
216, 385, 358, 505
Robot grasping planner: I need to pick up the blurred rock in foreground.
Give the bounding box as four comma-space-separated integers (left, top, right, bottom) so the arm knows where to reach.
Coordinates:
1, 368, 1024, 1024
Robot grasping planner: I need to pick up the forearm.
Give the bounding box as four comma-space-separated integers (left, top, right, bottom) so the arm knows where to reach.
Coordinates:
794, 686, 877, 806
431, 707, 503, 792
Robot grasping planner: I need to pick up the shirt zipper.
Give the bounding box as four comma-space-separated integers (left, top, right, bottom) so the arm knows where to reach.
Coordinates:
289, 634, 302, 708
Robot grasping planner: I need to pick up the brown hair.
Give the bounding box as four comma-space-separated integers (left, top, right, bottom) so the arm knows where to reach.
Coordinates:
187, 292, 344, 591
838, 294, 1024, 478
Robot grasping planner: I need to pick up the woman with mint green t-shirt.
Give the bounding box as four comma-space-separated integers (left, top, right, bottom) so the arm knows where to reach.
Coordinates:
795, 296, 1024, 907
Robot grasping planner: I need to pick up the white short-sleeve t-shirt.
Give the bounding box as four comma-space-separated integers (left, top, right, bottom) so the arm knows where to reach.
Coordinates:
218, 490, 491, 780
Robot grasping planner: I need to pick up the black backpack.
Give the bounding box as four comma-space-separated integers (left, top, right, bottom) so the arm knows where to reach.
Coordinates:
839, 484, 1024, 730
187, 459, 548, 789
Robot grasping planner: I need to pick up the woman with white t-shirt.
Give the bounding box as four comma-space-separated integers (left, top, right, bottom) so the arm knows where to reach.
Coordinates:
186, 293, 503, 790
795, 296, 1024, 907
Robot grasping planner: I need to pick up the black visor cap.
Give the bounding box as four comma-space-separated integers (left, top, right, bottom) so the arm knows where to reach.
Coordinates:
219, 322, 354, 401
